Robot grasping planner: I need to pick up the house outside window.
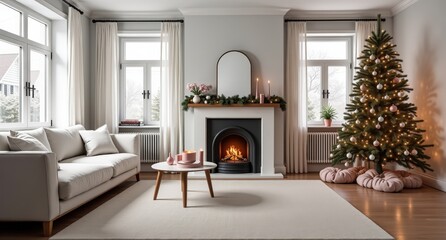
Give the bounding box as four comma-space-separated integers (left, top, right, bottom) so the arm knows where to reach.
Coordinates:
0, 0, 51, 128
119, 36, 161, 125
306, 34, 353, 125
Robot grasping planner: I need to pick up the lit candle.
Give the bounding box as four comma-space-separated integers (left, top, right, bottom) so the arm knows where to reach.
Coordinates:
199, 148, 204, 166
268, 80, 271, 98
255, 78, 259, 99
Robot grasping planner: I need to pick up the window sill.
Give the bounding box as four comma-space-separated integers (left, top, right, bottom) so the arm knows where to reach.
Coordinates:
118, 125, 159, 129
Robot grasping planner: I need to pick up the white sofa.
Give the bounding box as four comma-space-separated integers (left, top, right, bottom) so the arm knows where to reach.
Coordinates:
0, 125, 140, 236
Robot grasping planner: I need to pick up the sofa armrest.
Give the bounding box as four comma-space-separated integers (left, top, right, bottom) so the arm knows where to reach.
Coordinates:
0, 151, 59, 221
110, 134, 140, 157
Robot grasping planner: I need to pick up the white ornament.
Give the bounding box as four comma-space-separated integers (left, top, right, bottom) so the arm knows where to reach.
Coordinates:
370, 108, 375, 114
370, 54, 376, 60
375, 58, 381, 64
377, 83, 383, 90
411, 149, 418, 155
206, 95, 211, 100
378, 116, 384, 122
360, 84, 366, 91
363, 65, 368, 70
346, 153, 352, 158
354, 109, 359, 114
330, 153, 333, 158
373, 140, 380, 146
342, 127, 346, 131
385, 55, 390, 59
404, 150, 410, 156
369, 154, 376, 160
360, 97, 366, 103
372, 71, 378, 76
204, 100, 208, 104
350, 136, 357, 142
389, 104, 398, 112
355, 119, 361, 125
337, 136, 340, 140
344, 162, 350, 167
337, 144, 341, 149
384, 95, 390, 100
376, 124, 381, 129
399, 122, 406, 128
398, 91, 405, 97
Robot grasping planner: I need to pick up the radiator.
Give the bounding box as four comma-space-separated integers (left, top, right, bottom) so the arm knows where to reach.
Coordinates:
307, 132, 338, 164
120, 132, 160, 163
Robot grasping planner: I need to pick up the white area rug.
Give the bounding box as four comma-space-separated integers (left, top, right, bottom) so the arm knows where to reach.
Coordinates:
51, 180, 393, 240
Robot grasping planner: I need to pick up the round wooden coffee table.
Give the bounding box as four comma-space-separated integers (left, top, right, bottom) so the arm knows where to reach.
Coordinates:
151, 161, 217, 208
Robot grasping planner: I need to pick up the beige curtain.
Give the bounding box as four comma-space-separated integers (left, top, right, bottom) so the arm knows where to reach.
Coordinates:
285, 22, 308, 173
355, 22, 377, 66
68, 7, 84, 126
94, 23, 119, 133
160, 22, 184, 161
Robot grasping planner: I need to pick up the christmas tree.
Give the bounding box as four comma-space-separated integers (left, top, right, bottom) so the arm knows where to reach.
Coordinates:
330, 15, 433, 174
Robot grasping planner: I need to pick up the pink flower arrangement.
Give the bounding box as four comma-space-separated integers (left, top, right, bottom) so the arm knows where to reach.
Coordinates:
187, 83, 212, 95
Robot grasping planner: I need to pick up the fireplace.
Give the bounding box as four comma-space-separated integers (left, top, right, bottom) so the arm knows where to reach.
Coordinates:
207, 119, 261, 173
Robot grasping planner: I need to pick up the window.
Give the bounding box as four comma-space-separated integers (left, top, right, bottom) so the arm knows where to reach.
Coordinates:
0, 0, 51, 128
306, 35, 353, 125
119, 37, 161, 125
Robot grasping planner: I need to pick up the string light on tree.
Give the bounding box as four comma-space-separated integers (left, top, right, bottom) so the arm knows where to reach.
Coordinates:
329, 15, 433, 174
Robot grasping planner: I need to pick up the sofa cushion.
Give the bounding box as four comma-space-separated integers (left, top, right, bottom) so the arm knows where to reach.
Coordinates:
7, 134, 49, 151
10, 127, 52, 151
61, 153, 139, 177
0, 132, 9, 151
45, 125, 86, 161
58, 163, 114, 200
79, 125, 118, 156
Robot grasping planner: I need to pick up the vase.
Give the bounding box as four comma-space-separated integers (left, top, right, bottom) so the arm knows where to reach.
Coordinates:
193, 95, 201, 103
166, 152, 174, 165
324, 119, 332, 127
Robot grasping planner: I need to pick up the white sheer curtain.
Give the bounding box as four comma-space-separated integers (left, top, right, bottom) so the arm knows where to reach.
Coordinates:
94, 23, 119, 133
355, 22, 377, 66
68, 8, 84, 126
160, 22, 184, 161
285, 22, 308, 174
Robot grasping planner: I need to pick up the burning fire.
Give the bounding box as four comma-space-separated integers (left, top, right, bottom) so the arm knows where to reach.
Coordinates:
224, 145, 243, 161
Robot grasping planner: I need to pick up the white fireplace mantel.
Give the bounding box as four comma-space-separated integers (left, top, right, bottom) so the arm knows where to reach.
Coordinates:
192, 105, 282, 178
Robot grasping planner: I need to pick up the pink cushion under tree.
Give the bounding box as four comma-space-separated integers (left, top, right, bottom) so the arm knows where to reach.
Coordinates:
356, 169, 378, 189
320, 167, 364, 184
393, 170, 423, 189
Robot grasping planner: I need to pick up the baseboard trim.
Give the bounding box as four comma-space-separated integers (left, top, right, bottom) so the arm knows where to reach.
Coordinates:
415, 172, 446, 192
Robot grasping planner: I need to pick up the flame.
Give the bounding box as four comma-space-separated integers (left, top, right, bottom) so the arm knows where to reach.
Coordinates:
225, 145, 243, 161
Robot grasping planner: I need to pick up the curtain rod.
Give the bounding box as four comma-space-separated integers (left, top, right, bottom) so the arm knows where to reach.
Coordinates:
92, 19, 184, 23
62, 0, 84, 15
285, 18, 385, 22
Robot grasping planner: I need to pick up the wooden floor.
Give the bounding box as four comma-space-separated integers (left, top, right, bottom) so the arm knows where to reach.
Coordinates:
1, 172, 446, 240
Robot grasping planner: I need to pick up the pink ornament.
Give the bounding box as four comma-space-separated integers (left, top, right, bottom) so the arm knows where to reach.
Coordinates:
393, 77, 400, 83
389, 104, 398, 112
166, 152, 174, 165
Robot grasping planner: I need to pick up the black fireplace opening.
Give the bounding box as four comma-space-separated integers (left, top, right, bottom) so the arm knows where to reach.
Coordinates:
207, 119, 261, 173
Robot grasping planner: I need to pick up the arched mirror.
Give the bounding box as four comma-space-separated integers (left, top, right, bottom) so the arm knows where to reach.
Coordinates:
217, 50, 251, 96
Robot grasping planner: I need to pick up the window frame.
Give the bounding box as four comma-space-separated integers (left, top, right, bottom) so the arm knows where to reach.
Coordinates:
119, 36, 161, 126
306, 35, 354, 126
0, 0, 51, 130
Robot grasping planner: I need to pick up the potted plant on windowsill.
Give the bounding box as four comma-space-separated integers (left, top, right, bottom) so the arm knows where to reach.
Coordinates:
320, 105, 337, 127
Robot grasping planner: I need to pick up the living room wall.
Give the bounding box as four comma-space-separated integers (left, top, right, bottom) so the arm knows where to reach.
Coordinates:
183, 14, 285, 172
393, 0, 446, 191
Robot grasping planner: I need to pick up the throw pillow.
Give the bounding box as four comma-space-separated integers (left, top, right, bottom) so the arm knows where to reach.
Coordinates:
45, 125, 86, 161
7, 134, 49, 151
10, 127, 52, 151
79, 125, 119, 156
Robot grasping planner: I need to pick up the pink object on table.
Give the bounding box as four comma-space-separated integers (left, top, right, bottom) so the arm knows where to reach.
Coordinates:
182, 151, 196, 163
199, 149, 204, 166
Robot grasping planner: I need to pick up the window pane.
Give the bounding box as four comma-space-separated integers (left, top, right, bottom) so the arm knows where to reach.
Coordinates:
0, 2, 21, 36
150, 66, 160, 121
328, 66, 347, 118
125, 66, 144, 120
125, 41, 160, 60
29, 50, 46, 122
28, 17, 47, 45
0, 40, 21, 123
307, 66, 321, 121
307, 41, 347, 60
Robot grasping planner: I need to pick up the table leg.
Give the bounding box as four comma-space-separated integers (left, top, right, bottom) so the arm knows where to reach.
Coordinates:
181, 172, 188, 208
153, 171, 163, 200
205, 170, 214, 198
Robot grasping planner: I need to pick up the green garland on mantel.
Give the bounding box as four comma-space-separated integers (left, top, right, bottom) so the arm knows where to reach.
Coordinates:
182, 94, 286, 111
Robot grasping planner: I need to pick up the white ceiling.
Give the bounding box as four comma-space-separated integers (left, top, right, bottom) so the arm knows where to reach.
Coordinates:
74, 0, 412, 18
